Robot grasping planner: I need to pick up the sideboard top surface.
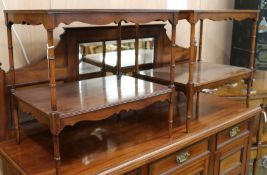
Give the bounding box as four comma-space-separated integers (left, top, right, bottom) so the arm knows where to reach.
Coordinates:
0, 94, 261, 175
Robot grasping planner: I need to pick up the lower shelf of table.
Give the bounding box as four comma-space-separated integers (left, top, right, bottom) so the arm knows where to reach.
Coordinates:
139, 61, 251, 91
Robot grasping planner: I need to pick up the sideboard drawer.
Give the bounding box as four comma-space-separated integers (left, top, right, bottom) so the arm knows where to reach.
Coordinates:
214, 136, 250, 175
217, 121, 249, 148
149, 140, 209, 175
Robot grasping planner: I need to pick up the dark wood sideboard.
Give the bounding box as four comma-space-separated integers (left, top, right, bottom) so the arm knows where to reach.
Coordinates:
0, 94, 262, 175
214, 70, 267, 174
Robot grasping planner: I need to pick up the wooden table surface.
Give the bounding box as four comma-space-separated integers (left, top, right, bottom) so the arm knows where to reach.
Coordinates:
139, 61, 251, 89
0, 94, 261, 175
14, 75, 170, 118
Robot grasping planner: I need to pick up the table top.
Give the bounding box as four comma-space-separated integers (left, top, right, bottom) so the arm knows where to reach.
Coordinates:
14, 75, 170, 118
4, 9, 259, 30
0, 94, 261, 175
139, 61, 251, 88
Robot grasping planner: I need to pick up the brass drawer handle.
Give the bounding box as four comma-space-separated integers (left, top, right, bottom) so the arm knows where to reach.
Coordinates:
229, 126, 240, 138
176, 151, 190, 164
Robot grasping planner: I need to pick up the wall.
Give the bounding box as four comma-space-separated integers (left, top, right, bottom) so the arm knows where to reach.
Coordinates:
165, 0, 234, 64
189, 0, 235, 64
0, 0, 50, 71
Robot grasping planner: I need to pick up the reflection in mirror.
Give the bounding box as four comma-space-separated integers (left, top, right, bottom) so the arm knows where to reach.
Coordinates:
79, 38, 155, 76
79, 42, 103, 76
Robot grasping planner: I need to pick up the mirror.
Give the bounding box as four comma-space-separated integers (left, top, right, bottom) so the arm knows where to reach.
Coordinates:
79, 37, 155, 76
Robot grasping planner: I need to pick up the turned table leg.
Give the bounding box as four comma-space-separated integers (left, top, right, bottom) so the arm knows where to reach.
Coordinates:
12, 97, 20, 144
53, 134, 61, 175
246, 78, 252, 108
7, 22, 20, 143
50, 111, 61, 174
116, 21, 122, 76
247, 20, 258, 108
134, 23, 139, 76
169, 22, 176, 137
196, 91, 200, 120
169, 92, 174, 138
252, 107, 266, 175
195, 20, 203, 120
186, 18, 197, 133
101, 41, 107, 76
186, 84, 194, 133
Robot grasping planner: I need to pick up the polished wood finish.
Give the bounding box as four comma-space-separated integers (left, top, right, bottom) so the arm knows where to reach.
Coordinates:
0, 67, 7, 140
198, 19, 203, 62
0, 94, 262, 175
2, 9, 260, 174
134, 24, 139, 75
165, 158, 209, 175
4, 9, 259, 88
102, 41, 106, 76
11, 97, 19, 144
2, 24, 191, 81
170, 23, 177, 85
116, 21, 122, 76
246, 20, 258, 108
216, 121, 249, 148
214, 135, 250, 175
136, 10, 259, 133
6, 24, 15, 92
4, 10, 259, 28
0, 24, 191, 141
14, 75, 170, 120
213, 71, 267, 175
12, 75, 172, 173
196, 20, 203, 121
167, 22, 177, 137
139, 62, 252, 92
252, 114, 264, 175
47, 29, 57, 111
149, 139, 209, 174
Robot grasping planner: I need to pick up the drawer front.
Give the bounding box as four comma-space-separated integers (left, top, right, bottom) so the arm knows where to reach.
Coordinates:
217, 121, 249, 148
167, 157, 209, 175
149, 140, 209, 175
214, 134, 250, 175
125, 166, 148, 175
